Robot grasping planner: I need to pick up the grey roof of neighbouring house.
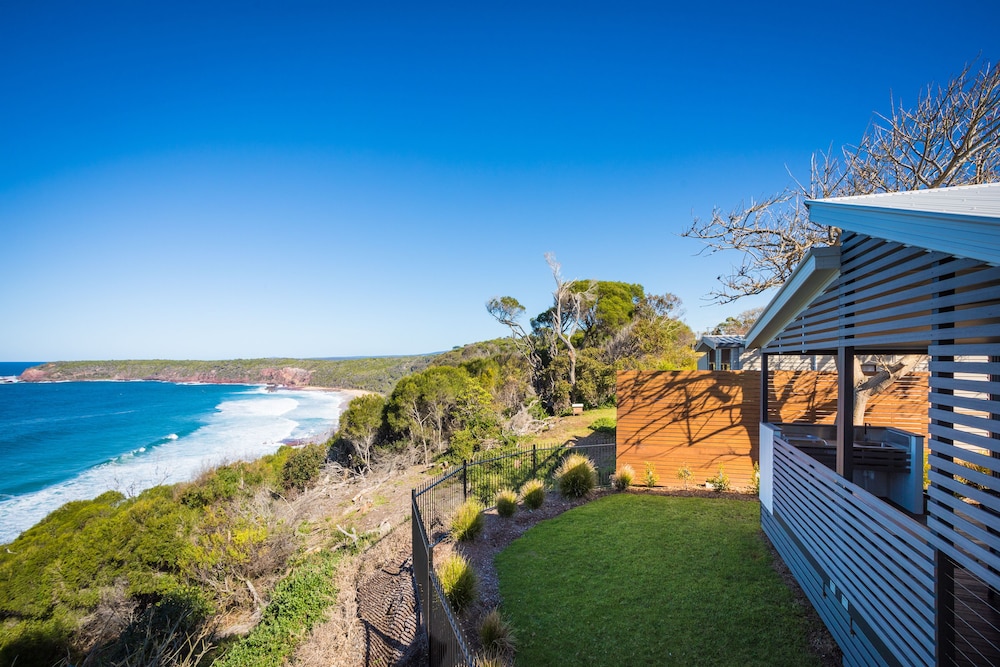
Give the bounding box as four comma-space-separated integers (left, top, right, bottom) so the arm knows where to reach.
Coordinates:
696, 335, 746, 352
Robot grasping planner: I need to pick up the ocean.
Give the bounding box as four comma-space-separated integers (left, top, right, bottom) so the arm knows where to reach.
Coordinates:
0, 362, 350, 544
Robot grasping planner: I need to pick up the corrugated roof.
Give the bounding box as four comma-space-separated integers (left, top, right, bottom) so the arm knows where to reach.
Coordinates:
698, 335, 746, 348
806, 182, 1000, 266
815, 182, 1000, 216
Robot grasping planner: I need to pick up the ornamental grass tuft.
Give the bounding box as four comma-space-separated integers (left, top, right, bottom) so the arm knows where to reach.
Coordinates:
554, 453, 597, 498
495, 488, 518, 518
479, 607, 517, 655
519, 479, 545, 510
474, 652, 505, 667
612, 464, 635, 491
450, 498, 485, 542
437, 553, 478, 612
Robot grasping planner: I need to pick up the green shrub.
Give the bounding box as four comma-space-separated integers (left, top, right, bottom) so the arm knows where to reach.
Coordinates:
479, 607, 516, 655
612, 464, 635, 491
554, 454, 597, 498
495, 489, 518, 518
214, 550, 341, 666
676, 464, 692, 489
437, 553, 477, 612
519, 479, 545, 510
282, 444, 327, 491
588, 417, 617, 435
644, 462, 658, 488
707, 466, 730, 492
450, 499, 485, 542
748, 461, 760, 495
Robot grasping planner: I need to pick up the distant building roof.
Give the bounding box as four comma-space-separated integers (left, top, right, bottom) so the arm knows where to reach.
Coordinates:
696, 335, 746, 352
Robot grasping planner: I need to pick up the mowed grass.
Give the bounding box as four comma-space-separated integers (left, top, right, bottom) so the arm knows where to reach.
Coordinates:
495, 494, 819, 666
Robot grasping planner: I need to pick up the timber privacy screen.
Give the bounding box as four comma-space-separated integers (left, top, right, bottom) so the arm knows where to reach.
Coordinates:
411, 440, 616, 667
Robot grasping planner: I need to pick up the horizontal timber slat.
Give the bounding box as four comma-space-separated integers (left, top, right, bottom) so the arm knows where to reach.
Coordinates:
617, 370, 927, 489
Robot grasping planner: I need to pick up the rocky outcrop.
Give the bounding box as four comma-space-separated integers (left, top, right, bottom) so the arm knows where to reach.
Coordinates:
259, 367, 313, 387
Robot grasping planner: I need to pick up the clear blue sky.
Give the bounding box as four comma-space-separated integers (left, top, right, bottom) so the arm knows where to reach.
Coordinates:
2, 1, 998, 361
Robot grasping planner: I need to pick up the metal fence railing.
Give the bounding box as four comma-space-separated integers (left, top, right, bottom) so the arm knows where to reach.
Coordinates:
411, 439, 616, 667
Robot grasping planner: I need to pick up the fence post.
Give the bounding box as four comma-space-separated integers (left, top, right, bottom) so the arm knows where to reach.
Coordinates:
532, 444, 538, 478
462, 460, 468, 500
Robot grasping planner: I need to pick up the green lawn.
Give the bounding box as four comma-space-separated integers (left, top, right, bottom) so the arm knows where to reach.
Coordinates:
495, 494, 819, 666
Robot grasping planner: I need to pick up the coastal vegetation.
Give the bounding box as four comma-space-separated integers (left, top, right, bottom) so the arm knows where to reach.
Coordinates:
330, 266, 697, 470
0, 444, 341, 665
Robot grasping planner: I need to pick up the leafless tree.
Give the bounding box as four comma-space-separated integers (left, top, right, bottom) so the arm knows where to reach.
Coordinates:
545, 252, 595, 387
684, 58, 1000, 303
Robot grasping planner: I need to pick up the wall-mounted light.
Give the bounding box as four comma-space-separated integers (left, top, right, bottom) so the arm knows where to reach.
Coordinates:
860, 362, 877, 375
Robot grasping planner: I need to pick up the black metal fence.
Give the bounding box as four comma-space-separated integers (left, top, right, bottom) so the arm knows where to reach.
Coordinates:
411, 439, 615, 667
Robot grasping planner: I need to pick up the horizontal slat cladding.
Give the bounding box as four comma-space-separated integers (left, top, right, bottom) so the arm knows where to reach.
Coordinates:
762, 509, 883, 667
927, 349, 1000, 590
764, 235, 1000, 353
617, 370, 928, 490
772, 439, 935, 666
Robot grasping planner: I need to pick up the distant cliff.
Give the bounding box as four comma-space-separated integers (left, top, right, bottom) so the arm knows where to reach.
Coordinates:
20, 356, 436, 394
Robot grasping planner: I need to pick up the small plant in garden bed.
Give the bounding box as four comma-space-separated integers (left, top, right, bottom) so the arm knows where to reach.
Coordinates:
612, 464, 635, 491
706, 466, 730, 492
479, 607, 516, 656
519, 478, 545, 510
437, 553, 478, 612
676, 464, 692, 489
554, 453, 597, 498
495, 488, 518, 518
450, 498, 485, 542
748, 461, 760, 495
644, 461, 657, 488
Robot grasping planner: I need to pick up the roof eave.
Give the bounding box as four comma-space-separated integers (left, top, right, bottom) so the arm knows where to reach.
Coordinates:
805, 199, 1000, 267
744, 246, 841, 349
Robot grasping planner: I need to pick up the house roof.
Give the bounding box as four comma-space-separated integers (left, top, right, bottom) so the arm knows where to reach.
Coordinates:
695, 335, 746, 352
746, 183, 1000, 350
744, 247, 841, 349
805, 182, 1000, 267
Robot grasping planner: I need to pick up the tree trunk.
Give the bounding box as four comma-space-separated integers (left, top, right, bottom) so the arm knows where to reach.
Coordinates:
852, 354, 923, 425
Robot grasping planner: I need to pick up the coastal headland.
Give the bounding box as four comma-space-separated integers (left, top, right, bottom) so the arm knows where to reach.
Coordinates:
18, 356, 436, 394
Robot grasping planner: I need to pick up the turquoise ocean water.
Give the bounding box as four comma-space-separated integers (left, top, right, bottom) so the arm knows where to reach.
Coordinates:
0, 362, 349, 544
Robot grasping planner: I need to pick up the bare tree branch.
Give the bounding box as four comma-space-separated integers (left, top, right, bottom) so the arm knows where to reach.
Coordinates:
545, 252, 595, 387
684, 58, 1000, 303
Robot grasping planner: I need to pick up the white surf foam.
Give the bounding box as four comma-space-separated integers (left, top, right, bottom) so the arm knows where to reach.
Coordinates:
0, 388, 351, 544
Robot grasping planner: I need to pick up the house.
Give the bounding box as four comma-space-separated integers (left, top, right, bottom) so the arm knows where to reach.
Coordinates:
747, 183, 1000, 666
695, 335, 747, 370
696, 334, 837, 371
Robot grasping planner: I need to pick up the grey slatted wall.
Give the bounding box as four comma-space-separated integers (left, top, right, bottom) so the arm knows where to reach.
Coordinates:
766, 436, 936, 666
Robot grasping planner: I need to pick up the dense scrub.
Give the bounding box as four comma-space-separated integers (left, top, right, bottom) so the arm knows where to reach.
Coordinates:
0, 444, 330, 666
